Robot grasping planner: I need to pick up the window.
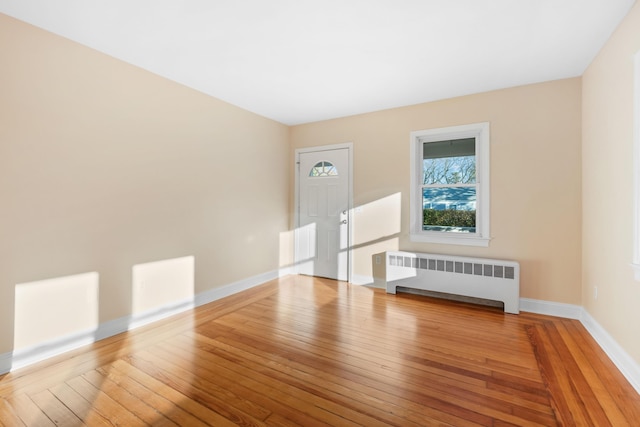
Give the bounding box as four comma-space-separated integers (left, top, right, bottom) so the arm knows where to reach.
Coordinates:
309, 161, 338, 177
410, 122, 490, 246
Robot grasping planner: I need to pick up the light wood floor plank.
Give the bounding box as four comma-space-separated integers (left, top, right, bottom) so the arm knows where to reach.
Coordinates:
0, 397, 26, 427
95, 364, 198, 427
30, 389, 85, 427
560, 319, 640, 423
48, 383, 113, 427
133, 348, 271, 424
107, 360, 221, 427
82, 369, 178, 427
66, 376, 146, 426
7, 394, 56, 427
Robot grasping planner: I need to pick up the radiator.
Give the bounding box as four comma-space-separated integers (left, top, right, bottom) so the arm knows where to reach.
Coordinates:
385, 251, 520, 314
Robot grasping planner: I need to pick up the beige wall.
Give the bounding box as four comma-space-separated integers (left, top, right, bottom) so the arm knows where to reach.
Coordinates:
291, 78, 583, 304
582, 1, 640, 364
0, 15, 290, 354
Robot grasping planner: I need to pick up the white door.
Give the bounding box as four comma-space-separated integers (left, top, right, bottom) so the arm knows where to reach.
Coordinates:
295, 145, 351, 281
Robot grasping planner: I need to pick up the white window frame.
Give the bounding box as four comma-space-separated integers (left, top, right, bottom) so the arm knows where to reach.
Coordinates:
410, 122, 491, 247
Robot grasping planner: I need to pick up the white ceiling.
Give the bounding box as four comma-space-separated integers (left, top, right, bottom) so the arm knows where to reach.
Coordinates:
0, 0, 636, 125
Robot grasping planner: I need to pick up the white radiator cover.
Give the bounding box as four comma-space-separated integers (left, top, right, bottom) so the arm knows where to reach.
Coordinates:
385, 251, 520, 314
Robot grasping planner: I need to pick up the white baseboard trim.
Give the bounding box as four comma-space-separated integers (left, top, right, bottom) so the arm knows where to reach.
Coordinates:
580, 309, 640, 395
370, 277, 386, 289
8, 328, 100, 373
93, 298, 197, 344
194, 269, 281, 307
0, 268, 285, 375
519, 297, 583, 319
520, 297, 640, 395
349, 274, 375, 286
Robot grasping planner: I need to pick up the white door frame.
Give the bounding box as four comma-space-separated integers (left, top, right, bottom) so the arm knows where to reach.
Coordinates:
294, 142, 354, 282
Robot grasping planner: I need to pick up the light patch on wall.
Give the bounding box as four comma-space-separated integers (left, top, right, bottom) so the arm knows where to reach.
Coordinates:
132, 256, 195, 314
14, 272, 99, 350
353, 193, 402, 246
350, 193, 402, 284
279, 228, 295, 268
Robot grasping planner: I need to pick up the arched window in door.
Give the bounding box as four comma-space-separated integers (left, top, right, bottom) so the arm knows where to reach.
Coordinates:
309, 161, 339, 177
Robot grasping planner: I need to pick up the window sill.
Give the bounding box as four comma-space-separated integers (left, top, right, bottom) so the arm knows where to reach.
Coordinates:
410, 232, 491, 247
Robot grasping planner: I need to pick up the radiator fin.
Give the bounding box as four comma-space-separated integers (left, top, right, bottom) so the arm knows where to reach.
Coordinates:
505, 267, 515, 279
387, 254, 516, 280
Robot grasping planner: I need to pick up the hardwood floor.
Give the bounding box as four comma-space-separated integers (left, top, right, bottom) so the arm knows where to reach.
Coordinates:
1, 275, 639, 426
